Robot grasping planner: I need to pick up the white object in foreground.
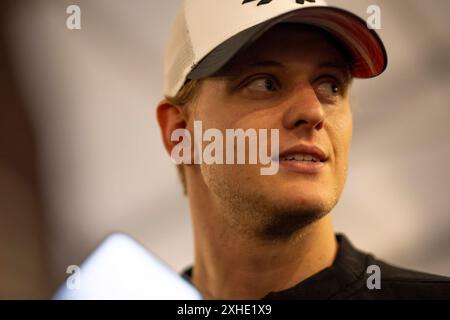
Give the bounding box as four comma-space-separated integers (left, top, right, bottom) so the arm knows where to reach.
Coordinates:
53, 233, 202, 300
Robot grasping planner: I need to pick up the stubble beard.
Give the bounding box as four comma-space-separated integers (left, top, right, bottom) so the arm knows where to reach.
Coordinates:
203, 165, 340, 244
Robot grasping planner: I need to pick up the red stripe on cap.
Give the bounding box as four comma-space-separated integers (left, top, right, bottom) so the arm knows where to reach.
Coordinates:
293, 8, 386, 78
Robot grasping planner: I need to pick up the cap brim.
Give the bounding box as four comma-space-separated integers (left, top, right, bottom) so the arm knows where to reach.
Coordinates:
187, 6, 387, 81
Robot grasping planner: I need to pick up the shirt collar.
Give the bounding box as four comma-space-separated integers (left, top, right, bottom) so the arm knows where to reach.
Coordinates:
181, 234, 370, 300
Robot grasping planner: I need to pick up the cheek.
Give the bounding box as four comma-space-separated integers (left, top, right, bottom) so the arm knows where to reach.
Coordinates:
338, 115, 353, 153
193, 81, 237, 129
329, 108, 353, 174
188, 86, 229, 141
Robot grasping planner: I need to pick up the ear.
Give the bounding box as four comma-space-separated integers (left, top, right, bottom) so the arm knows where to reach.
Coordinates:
156, 99, 187, 156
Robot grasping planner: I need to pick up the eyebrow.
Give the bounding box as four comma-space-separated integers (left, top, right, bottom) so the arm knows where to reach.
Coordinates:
247, 60, 285, 69
216, 60, 284, 79
318, 61, 349, 71
246, 59, 349, 73
317, 60, 352, 82
221, 58, 352, 82
318, 60, 351, 71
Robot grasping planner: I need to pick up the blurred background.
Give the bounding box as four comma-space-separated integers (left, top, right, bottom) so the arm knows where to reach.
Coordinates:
0, 0, 449, 299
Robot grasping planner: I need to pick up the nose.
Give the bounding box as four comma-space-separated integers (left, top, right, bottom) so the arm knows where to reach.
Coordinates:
282, 84, 325, 132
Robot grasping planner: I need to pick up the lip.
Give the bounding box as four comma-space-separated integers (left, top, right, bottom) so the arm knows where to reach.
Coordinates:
276, 144, 329, 174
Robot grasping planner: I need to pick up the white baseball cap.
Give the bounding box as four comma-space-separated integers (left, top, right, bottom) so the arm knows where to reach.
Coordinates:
164, 0, 387, 98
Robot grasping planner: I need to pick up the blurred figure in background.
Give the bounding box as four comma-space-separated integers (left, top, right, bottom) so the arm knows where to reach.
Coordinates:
0, 1, 50, 298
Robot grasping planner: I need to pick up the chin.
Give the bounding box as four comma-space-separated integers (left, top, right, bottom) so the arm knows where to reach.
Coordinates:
255, 193, 333, 241
282, 194, 331, 212
260, 180, 336, 214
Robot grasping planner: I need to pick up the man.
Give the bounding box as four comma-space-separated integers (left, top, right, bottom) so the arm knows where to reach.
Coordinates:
157, 0, 450, 299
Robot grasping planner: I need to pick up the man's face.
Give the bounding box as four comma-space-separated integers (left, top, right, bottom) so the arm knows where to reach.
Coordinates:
187, 24, 353, 239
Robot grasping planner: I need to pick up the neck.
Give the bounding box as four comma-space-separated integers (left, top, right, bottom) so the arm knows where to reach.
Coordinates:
187, 180, 337, 300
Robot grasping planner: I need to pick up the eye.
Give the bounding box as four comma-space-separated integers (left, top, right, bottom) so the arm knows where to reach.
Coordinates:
315, 80, 342, 102
244, 76, 278, 93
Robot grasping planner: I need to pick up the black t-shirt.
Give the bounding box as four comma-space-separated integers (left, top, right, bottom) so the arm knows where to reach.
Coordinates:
181, 234, 450, 299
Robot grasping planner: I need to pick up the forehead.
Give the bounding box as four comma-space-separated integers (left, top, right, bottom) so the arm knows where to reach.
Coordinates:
219, 23, 351, 74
